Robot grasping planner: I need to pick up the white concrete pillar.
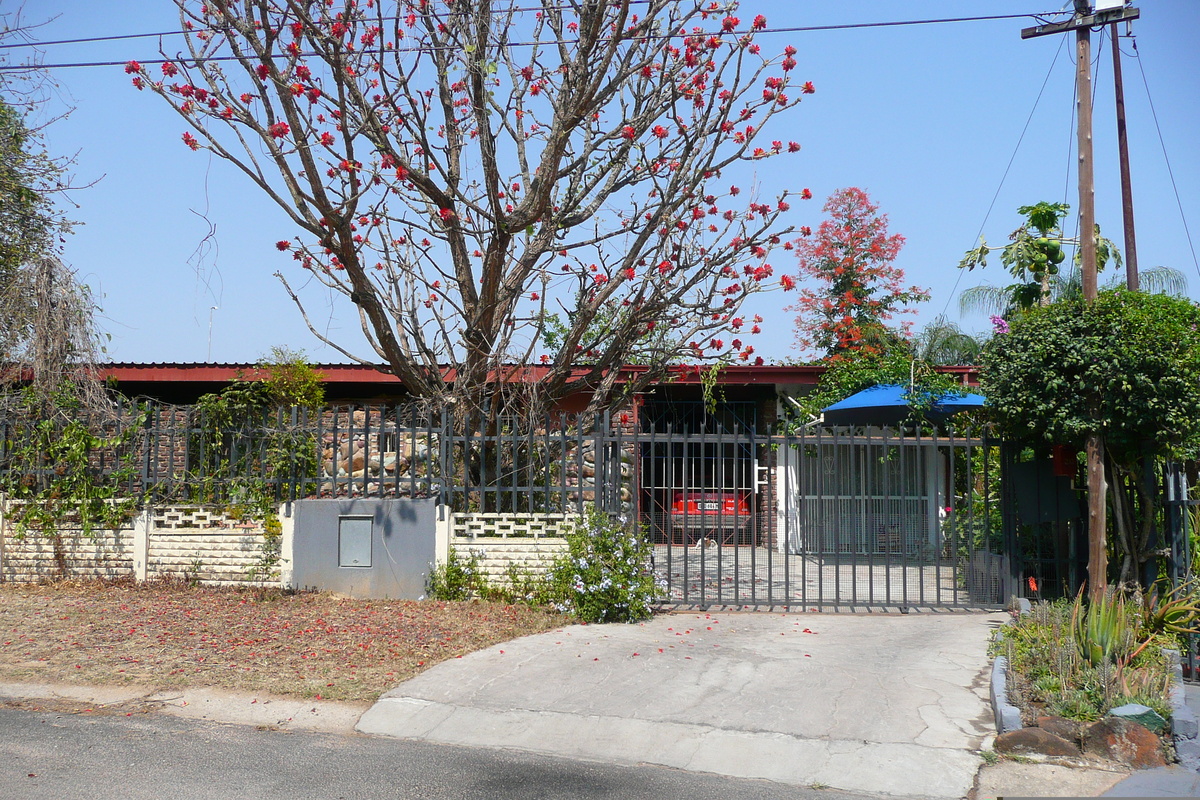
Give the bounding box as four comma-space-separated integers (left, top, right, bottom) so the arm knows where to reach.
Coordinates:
0, 493, 7, 579
132, 507, 151, 583
278, 502, 295, 590
435, 506, 451, 566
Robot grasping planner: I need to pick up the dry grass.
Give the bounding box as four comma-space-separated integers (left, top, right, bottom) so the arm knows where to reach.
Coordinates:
0, 579, 570, 702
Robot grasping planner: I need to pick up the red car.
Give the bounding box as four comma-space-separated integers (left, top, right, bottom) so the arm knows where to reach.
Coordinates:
668, 491, 753, 545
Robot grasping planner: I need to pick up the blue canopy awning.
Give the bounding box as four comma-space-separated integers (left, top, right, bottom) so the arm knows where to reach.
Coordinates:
821, 384, 985, 427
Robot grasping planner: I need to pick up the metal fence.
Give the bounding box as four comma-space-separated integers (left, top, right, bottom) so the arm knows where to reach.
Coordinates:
1, 401, 1021, 609
1165, 461, 1200, 681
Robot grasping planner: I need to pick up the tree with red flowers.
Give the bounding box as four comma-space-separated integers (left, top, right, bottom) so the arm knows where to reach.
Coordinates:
129, 1, 813, 419
787, 187, 928, 360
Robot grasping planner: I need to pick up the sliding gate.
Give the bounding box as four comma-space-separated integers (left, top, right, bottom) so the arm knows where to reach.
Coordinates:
639, 424, 1011, 609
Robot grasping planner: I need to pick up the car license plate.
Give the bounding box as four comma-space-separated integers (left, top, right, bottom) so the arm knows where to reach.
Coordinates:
701, 501, 720, 511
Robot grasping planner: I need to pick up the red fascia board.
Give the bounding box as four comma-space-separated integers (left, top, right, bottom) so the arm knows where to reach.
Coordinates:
98, 362, 979, 387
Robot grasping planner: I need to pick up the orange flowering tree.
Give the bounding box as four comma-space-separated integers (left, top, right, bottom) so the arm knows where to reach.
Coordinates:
126, 0, 815, 417
788, 187, 927, 360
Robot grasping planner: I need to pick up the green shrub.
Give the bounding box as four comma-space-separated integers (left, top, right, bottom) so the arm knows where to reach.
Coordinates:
427, 547, 494, 601
543, 509, 664, 623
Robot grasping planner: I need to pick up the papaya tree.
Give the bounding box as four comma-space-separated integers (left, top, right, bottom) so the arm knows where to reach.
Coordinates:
957, 201, 1122, 316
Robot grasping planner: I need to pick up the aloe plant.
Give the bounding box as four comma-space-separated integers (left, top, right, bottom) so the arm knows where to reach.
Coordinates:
1071, 589, 1136, 667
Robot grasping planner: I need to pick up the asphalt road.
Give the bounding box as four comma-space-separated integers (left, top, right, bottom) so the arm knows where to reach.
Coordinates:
0, 705, 914, 800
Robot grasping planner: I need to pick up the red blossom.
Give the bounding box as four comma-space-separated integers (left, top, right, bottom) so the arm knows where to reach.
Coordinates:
438, 208, 455, 222
621, 125, 636, 140
320, 132, 335, 146
801, 188, 812, 200
276, 240, 291, 251
181, 132, 200, 151
268, 122, 290, 138
124, 60, 142, 74
801, 81, 815, 94
780, 275, 795, 290
161, 62, 178, 77
752, 14, 767, 29
256, 64, 270, 80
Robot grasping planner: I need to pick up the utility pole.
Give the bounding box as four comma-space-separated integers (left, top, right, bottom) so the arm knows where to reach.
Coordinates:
1022, 1, 1139, 602
1111, 22, 1139, 290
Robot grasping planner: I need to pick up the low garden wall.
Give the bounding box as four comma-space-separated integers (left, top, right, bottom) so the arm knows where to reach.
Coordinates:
2, 503, 583, 591
0, 500, 279, 587
0, 525, 136, 582
449, 512, 575, 583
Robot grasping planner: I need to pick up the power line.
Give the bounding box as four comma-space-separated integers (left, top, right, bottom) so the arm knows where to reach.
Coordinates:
937, 33, 1067, 321
1130, 38, 1200, 280
0, 2, 658, 50
0, 11, 1071, 71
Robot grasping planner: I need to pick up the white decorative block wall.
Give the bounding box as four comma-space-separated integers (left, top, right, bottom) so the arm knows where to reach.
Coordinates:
452, 512, 578, 540
147, 529, 274, 586
451, 535, 569, 583
0, 526, 135, 583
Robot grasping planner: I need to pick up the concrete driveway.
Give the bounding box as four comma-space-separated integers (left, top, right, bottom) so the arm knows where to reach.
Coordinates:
359, 610, 1008, 798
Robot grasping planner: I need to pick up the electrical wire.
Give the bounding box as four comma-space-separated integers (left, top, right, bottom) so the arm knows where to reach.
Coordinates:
936, 33, 1067, 321
1130, 38, 1200, 280
0, 10, 1073, 71
0, 1, 659, 49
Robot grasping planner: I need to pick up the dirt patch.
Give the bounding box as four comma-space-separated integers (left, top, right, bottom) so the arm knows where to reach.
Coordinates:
0, 579, 570, 702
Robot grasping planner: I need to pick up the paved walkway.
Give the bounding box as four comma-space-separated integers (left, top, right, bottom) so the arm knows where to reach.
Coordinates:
358, 611, 1007, 799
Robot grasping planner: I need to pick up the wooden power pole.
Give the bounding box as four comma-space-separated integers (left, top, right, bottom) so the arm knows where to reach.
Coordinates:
1022, 2, 1139, 601
1111, 22, 1139, 290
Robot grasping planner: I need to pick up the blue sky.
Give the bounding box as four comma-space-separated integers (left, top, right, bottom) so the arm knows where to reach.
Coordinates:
15, 0, 1200, 365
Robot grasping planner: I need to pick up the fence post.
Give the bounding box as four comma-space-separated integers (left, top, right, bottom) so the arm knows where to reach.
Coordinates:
0, 492, 6, 581
278, 502, 295, 591
434, 506, 451, 568
132, 506, 151, 584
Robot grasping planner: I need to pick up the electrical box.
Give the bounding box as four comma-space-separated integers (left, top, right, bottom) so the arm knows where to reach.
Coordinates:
338, 516, 373, 568
1094, 0, 1126, 11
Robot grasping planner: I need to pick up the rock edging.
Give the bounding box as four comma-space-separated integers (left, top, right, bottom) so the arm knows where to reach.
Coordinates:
989, 599, 1183, 770
1165, 649, 1200, 768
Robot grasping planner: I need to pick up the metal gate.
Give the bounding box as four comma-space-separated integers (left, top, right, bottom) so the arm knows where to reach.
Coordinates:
635, 423, 1011, 610
1166, 462, 1200, 681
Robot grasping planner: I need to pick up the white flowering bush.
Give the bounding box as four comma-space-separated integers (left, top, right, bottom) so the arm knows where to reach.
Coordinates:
426, 546, 494, 601
544, 509, 664, 623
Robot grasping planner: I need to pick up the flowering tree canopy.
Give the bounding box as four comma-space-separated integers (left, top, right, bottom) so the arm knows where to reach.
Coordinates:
787, 187, 927, 360
129, 0, 812, 415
